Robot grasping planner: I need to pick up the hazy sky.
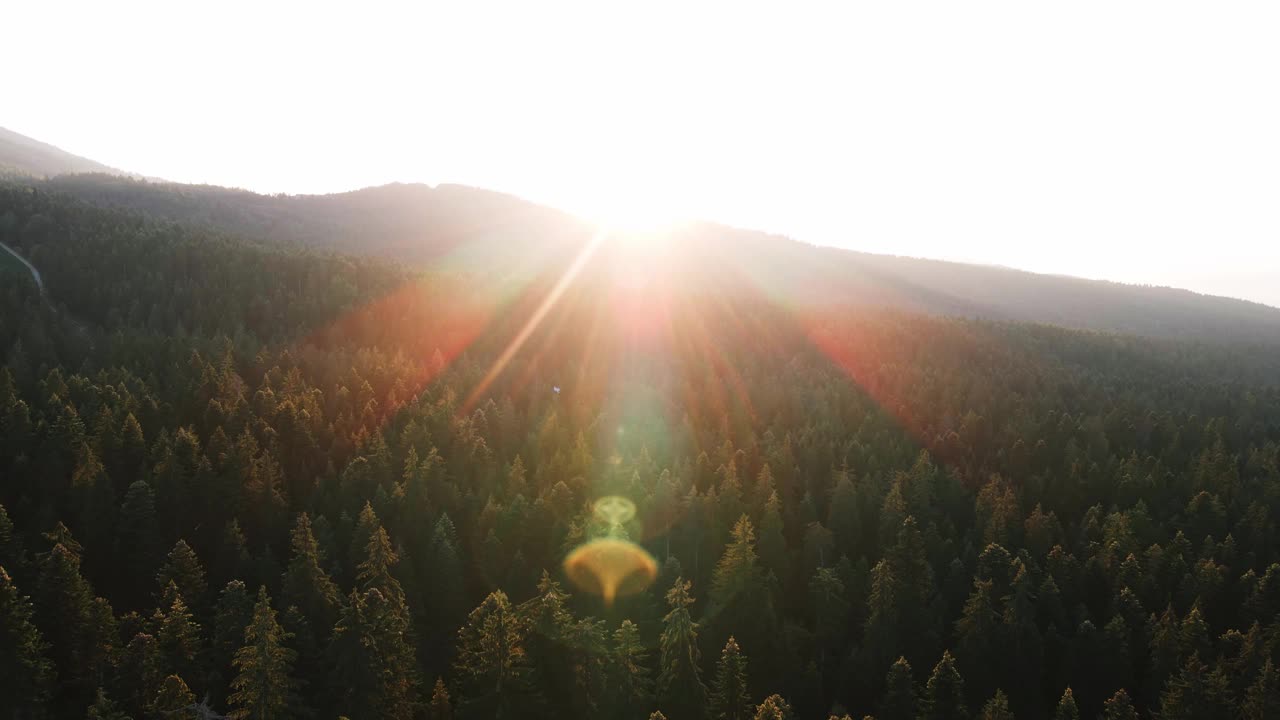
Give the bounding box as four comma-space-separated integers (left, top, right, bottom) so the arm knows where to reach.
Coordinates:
6, 1, 1279, 307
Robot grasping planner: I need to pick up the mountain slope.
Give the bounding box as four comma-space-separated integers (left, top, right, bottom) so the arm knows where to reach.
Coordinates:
29, 172, 1280, 346
0, 126, 125, 178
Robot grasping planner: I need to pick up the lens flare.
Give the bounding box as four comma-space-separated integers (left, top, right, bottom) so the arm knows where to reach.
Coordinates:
563, 537, 657, 606
593, 495, 636, 525
564, 496, 656, 605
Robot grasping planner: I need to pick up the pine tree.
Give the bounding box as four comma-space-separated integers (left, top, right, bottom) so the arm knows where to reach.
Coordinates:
33, 540, 108, 709
1052, 688, 1078, 720
212, 576, 254, 676
1000, 564, 1042, 716
70, 442, 116, 564
423, 514, 467, 667
153, 581, 202, 682
1158, 653, 1231, 720
518, 571, 575, 709
756, 489, 787, 577
862, 560, 900, 700
452, 590, 533, 720
955, 579, 999, 706
921, 651, 967, 720
886, 517, 938, 671
753, 694, 796, 720
85, 688, 131, 720
215, 518, 254, 588
710, 515, 777, 688
710, 637, 752, 720
228, 586, 297, 720
347, 502, 381, 585
607, 619, 654, 720
1101, 689, 1138, 720
658, 577, 708, 720
978, 690, 1015, 720
810, 567, 849, 675
357, 524, 406, 610
1243, 659, 1280, 720
1147, 605, 1181, 708
428, 677, 453, 720
117, 480, 162, 607
878, 657, 917, 720
0, 565, 53, 718
156, 539, 208, 612
115, 633, 162, 717
0, 503, 25, 574
152, 674, 194, 717
328, 586, 419, 720
282, 512, 342, 639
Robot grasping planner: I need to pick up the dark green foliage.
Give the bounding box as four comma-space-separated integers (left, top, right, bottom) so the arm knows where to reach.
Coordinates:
1101, 689, 1138, 720
4, 176, 1280, 720
709, 637, 751, 720
282, 513, 341, 639
32, 540, 111, 712
85, 688, 132, 720
0, 565, 53, 717
921, 651, 967, 720
878, 657, 916, 720
607, 619, 654, 720
452, 590, 531, 720
751, 694, 795, 720
156, 539, 207, 612
1052, 688, 1078, 720
152, 674, 195, 716
977, 690, 1015, 720
659, 578, 708, 720
329, 587, 419, 720
228, 586, 297, 720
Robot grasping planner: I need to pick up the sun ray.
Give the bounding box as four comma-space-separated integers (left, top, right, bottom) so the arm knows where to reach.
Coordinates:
460, 229, 609, 414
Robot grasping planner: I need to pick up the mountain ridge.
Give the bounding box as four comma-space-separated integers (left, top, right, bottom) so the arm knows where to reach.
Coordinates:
0, 126, 129, 178
2, 126, 1277, 345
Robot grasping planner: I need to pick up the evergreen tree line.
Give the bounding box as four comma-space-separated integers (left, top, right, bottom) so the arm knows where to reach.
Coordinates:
3, 182, 1280, 718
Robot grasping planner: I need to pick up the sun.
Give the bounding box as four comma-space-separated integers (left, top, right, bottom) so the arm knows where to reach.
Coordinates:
560, 180, 692, 236
586, 205, 688, 237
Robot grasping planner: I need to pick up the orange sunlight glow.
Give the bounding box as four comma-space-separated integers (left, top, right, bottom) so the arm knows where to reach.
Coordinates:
460, 229, 609, 413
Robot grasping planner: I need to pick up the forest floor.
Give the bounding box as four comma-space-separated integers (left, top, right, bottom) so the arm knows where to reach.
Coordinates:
0, 240, 43, 292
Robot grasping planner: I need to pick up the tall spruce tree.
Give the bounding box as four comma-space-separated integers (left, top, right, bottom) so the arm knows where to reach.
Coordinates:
1052, 688, 1078, 720
0, 565, 53, 717
752, 694, 795, 720
228, 586, 297, 720
282, 512, 341, 639
978, 690, 1015, 720
709, 636, 752, 720
657, 577, 708, 720
921, 651, 967, 720
607, 619, 655, 720
330, 587, 419, 720
1243, 659, 1280, 720
156, 539, 208, 613
1101, 689, 1138, 720
878, 657, 917, 720
452, 589, 534, 720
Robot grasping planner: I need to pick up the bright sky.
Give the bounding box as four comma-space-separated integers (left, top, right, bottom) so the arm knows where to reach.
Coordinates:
5, 1, 1279, 307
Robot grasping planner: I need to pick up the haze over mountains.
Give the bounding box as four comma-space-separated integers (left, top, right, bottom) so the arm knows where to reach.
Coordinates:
0, 126, 127, 178
4, 126, 1279, 346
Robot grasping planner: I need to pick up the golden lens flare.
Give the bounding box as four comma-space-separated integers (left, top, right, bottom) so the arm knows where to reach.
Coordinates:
563, 537, 657, 606
593, 495, 636, 525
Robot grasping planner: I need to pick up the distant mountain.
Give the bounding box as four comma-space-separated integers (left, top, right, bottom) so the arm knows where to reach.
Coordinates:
6, 152, 1279, 347
0, 127, 128, 178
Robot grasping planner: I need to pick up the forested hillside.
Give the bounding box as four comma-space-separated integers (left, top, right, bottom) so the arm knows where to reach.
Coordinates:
28, 171, 1280, 345
3, 181, 1280, 720
0, 128, 125, 179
